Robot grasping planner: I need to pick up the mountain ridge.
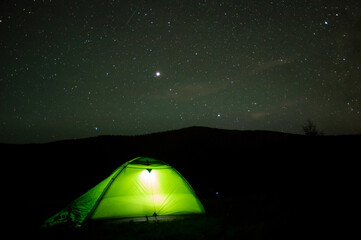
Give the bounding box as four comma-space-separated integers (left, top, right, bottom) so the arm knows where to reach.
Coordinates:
2, 125, 354, 145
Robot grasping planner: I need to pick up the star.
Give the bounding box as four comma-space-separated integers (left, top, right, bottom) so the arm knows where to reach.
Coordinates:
1, 1, 360, 143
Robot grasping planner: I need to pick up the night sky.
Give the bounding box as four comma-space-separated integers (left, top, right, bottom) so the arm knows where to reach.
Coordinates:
1, 0, 360, 143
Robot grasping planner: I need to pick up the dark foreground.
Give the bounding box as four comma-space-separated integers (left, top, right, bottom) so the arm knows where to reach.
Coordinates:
39, 215, 294, 240
35, 193, 346, 239
37, 194, 305, 240
2, 127, 358, 239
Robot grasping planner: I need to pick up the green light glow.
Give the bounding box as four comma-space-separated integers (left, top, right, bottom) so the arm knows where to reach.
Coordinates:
44, 157, 205, 226
139, 169, 158, 190
92, 165, 204, 219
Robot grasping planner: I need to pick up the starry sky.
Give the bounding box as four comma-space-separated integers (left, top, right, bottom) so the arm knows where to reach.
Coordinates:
1, 0, 361, 143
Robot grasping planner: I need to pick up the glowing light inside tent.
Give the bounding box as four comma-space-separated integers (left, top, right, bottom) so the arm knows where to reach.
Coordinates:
139, 169, 159, 190
153, 193, 166, 206
139, 169, 163, 208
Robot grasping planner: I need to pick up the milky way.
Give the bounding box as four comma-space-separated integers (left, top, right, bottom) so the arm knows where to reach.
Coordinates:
1, 0, 360, 143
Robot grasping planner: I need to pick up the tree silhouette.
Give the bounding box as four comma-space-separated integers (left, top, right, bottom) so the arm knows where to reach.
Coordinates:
302, 120, 324, 136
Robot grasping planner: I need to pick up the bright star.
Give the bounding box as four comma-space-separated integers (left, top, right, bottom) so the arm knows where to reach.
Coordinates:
155, 72, 160, 77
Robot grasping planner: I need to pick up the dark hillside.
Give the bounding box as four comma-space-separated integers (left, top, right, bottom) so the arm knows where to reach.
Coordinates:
1, 127, 359, 238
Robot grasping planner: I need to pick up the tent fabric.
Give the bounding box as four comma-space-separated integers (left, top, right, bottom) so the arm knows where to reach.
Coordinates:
44, 157, 205, 226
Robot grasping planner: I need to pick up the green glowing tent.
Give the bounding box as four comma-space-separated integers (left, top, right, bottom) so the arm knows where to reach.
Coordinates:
44, 157, 205, 226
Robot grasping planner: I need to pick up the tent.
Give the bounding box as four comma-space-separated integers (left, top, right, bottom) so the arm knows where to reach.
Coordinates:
44, 157, 205, 226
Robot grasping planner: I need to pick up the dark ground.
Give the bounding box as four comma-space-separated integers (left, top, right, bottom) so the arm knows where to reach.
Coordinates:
1, 127, 359, 239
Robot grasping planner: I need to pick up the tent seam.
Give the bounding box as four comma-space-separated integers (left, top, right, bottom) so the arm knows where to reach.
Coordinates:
84, 160, 133, 223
